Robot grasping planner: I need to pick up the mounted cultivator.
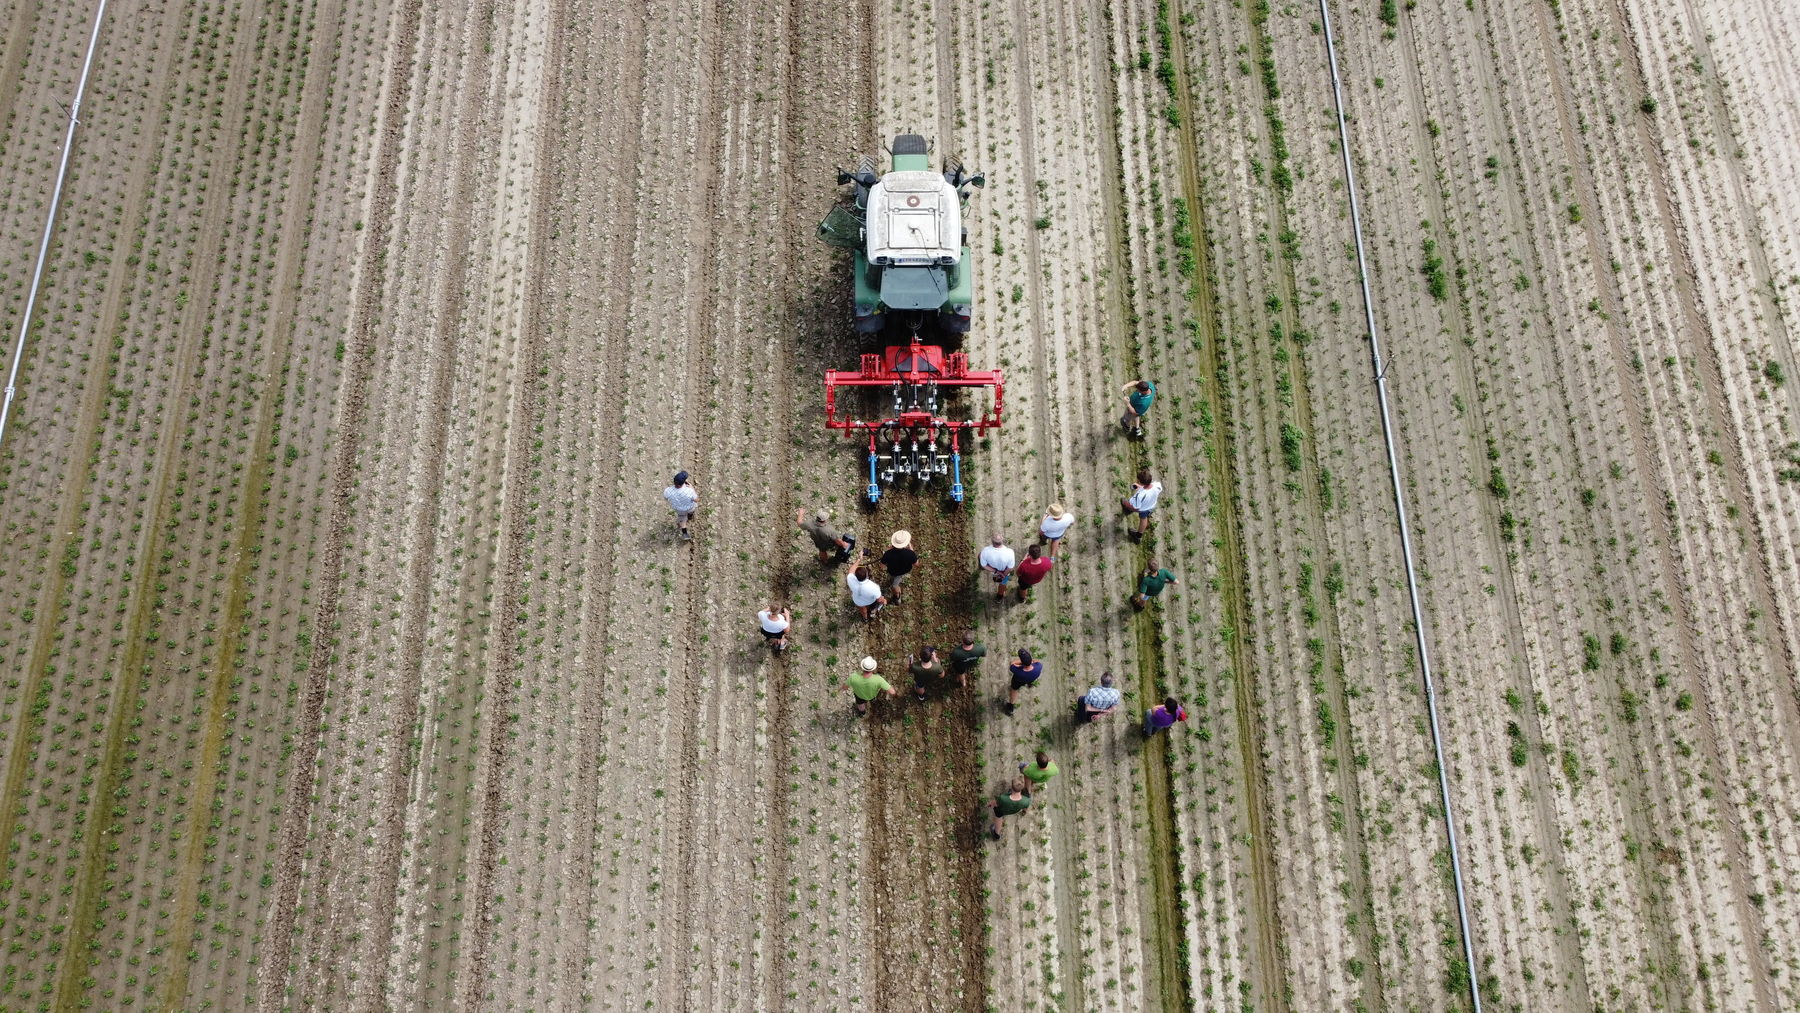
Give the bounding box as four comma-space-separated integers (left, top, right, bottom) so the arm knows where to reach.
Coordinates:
819, 133, 1002, 505
824, 340, 1003, 504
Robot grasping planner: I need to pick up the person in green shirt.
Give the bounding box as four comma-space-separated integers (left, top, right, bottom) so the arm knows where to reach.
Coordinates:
846, 656, 895, 717
1131, 559, 1179, 610
1120, 378, 1156, 437
987, 776, 1033, 840
908, 644, 946, 701
947, 629, 987, 688
1018, 750, 1058, 788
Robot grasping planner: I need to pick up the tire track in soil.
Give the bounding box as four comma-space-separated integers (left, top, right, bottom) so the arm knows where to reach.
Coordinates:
1601, 0, 1800, 754
1003, 2, 1092, 1007
359, 5, 501, 1003
1158, 11, 1288, 1012
0, 0, 43, 141
155, 0, 347, 1007
1667, 0, 1800, 425
1506, 2, 1782, 1000
0, 0, 185, 900
863, 493, 985, 1013
260, 2, 425, 1003
1243, 8, 1387, 1006
557, 2, 646, 1004
459, 0, 567, 1004
48, 3, 274, 1006
760, 0, 872, 1004
1382, 4, 1598, 1001
662, 1, 726, 1004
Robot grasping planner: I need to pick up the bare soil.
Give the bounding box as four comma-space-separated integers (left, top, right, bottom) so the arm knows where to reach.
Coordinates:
0, 0, 1797, 1011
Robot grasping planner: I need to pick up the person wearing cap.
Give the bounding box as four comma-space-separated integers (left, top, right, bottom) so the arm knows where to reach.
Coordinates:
797, 508, 854, 564
947, 629, 986, 688
878, 530, 918, 604
1037, 503, 1076, 559
663, 471, 699, 539
1119, 469, 1163, 541
1121, 378, 1156, 437
846, 656, 895, 717
1004, 648, 1043, 714
977, 533, 1016, 602
846, 565, 886, 620
756, 605, 791, 653
1013, 544, 1053, 603
1074, 671, 1121, 724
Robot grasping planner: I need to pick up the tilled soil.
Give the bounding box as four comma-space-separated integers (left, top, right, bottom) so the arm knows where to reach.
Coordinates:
2, 0, 1800, 1011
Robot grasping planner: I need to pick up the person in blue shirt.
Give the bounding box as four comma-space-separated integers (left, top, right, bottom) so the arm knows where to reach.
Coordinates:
1004, 648, 1043, 715
1120, 379, 1155, 437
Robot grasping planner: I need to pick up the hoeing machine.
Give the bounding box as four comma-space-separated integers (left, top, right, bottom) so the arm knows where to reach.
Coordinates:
818, 134, 1003, 504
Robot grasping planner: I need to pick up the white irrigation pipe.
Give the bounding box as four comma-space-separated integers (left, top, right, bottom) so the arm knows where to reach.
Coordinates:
0, 0, 109, 457
1316, 1, 1484, 1009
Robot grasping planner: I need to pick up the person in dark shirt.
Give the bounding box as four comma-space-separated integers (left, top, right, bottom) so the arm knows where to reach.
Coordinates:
879, 530, 918, 604
908, 644, 945, 702
946, 629, 987, 688
1004, 648, 1043, 715
987, 776, 1033, 841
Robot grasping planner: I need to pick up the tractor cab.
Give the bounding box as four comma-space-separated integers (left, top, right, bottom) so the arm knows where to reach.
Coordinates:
820, 133, 982, 338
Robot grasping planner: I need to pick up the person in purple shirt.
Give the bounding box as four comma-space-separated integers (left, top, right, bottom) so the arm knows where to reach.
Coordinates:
1143, 696, 1188, 737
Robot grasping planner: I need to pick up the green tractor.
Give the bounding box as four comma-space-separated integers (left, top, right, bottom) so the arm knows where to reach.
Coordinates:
819, 134, 984, 338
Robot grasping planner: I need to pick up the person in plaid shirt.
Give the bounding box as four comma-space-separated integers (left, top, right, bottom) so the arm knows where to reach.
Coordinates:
1074, 672, 1121, 724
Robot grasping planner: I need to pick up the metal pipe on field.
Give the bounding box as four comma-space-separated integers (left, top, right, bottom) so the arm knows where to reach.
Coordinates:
1316, 1, 1485, 1009
0, 0, 110, 458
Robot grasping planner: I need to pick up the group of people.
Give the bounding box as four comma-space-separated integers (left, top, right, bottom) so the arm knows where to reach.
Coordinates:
668, 379, 1189, 844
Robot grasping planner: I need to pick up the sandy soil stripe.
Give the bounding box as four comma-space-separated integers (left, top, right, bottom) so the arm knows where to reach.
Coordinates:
259, 1, 427, 1004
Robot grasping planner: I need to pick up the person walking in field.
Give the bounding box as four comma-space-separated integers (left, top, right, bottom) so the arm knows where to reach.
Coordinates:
909, 644, 946, 702
663, 471, 699, 540
947, 629, 987, 689
1119, 469, 1162, 541
987, 776, 1033, 841
1143, 696, 1188, 737
797, 509, 855, 564
757, 605, 791, 653
1013, 544, 1053, 603
846, 655, 896, 718
1120, 378, 1156, 437
846, 565, 886, 620
879, 530, 918, 605
1073, 671, 1121, 724
1003, 648, 1042, 715
978, 533, 1016, 602
1019, 750, 1058, 788
1037, 503, 1076, 559
1130, 559, 1179, 611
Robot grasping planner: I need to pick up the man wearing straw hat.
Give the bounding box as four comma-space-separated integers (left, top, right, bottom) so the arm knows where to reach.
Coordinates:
1037, 503, 1075, 559
878, 529, 918, 605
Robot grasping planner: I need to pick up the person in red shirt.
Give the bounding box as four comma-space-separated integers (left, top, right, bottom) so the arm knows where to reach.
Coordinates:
1013, 543, 1054, 602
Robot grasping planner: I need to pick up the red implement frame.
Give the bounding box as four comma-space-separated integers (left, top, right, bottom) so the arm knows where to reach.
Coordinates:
823, 339, 1003, 502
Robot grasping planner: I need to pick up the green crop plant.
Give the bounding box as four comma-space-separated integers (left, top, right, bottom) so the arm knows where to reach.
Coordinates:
1421, 238, 1447, 300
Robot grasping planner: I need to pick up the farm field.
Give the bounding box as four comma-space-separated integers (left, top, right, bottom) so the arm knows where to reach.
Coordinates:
0, 0, 1795, 1009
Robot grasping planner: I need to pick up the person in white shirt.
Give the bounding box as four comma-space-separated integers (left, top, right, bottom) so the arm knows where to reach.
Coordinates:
1118, 468, 1162, 541
663, 470, 699, 540
845, 565, 886, 620
978, 533, 1017, 602
757, 605, 791, 653
1036, 503, 1076, 559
